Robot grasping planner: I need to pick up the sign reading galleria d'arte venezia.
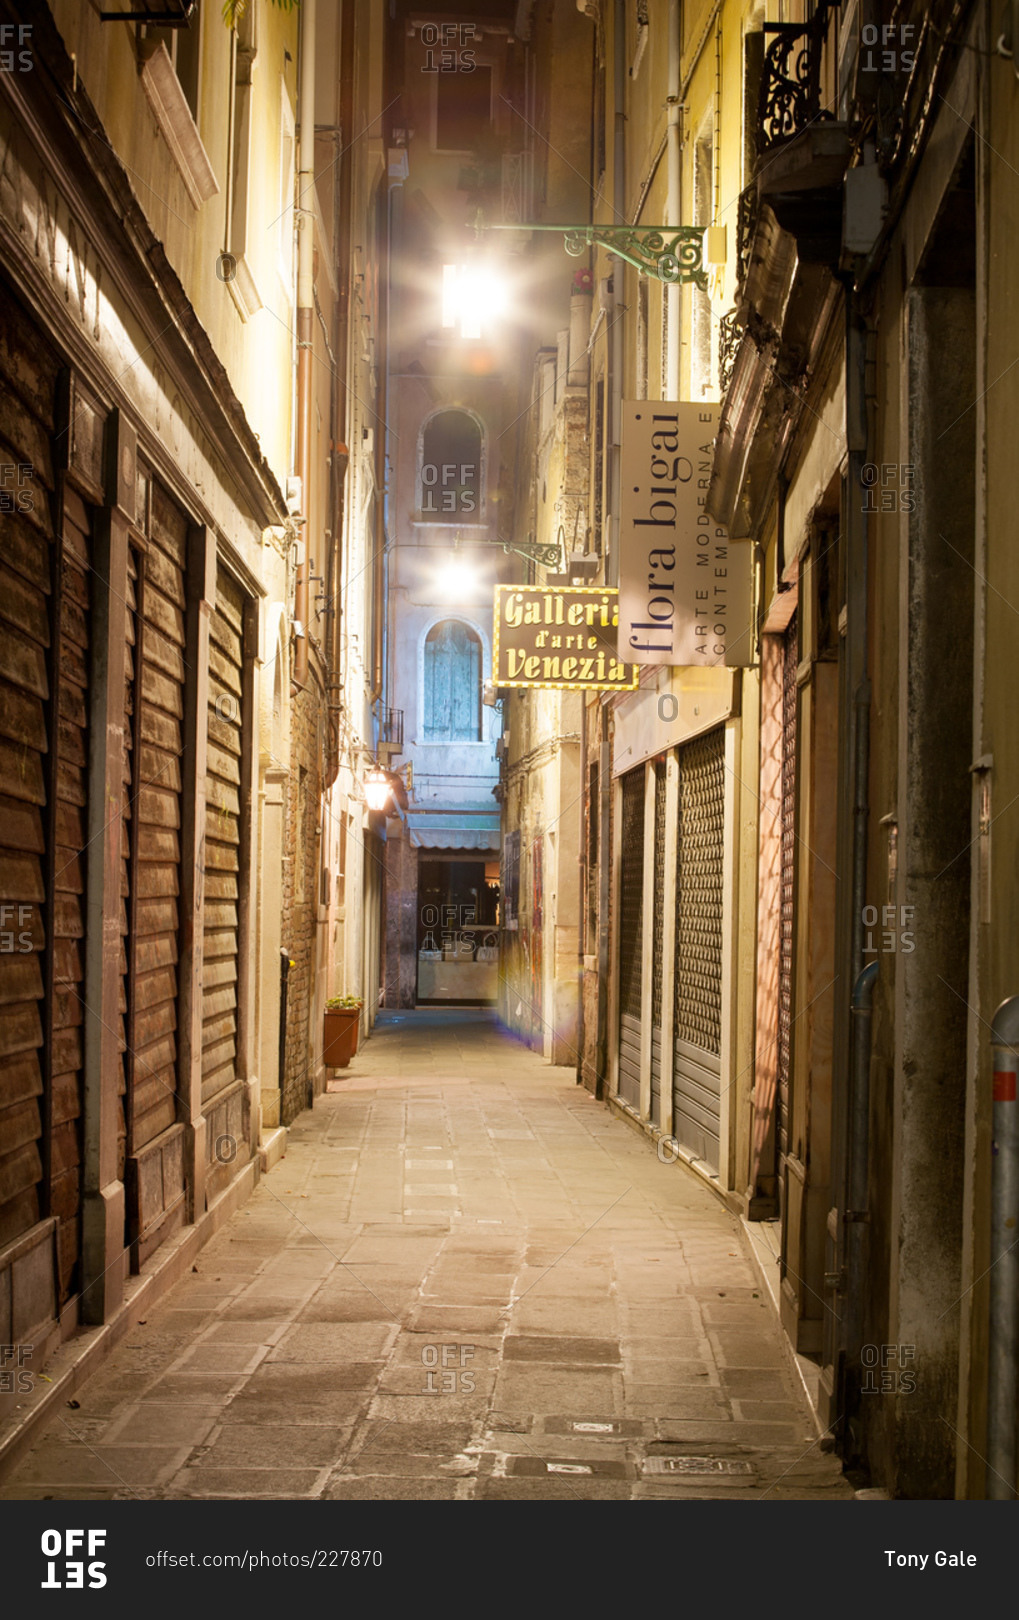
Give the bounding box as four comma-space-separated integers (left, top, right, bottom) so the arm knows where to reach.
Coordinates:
618, 402, 754, 668
493, 586, 639, 690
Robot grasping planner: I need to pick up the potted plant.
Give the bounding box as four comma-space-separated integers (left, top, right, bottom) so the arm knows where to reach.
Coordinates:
323, 995, 363, 1068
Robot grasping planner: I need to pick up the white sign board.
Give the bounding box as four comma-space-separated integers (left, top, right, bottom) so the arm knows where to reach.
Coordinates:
618, 402, 754, 668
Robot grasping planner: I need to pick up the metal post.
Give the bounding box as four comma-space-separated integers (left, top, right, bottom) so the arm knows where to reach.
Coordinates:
987, 995, 1019, 1500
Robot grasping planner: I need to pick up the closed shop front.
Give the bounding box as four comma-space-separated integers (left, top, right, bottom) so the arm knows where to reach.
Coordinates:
649, 758, 667, 1128
0, 221, 266, 1353
671, 727, 725, 1172
124, 475, 189, 1265
617, 764, 645, 1109
0, 293, 90, 1341
202, 564, 253, 1199
612, 722, 727, 1177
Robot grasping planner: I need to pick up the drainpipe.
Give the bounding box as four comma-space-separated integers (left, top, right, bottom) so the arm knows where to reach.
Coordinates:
606, 0, 626, 588
665, 0, 681, 397
326, 2, 354, 785
594, 0, 626, 1087
844, 959, 879, 1368
294, 0, 317, 689
987, 996, 1019, 1500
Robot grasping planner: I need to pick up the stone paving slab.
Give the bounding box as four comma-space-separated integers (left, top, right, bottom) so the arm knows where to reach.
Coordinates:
0, 1009, 852, 1502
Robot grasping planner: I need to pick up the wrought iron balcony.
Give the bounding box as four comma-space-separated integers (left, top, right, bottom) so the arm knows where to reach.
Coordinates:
736, 184, 759, 294
381, 708, 404, 750
718, 309, 744, 397
757, 2, 840, 154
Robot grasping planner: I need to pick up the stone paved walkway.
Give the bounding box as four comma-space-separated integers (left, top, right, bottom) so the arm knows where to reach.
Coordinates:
1, 1011, 853, 1501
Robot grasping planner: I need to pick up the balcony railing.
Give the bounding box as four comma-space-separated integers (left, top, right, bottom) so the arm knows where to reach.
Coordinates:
757, 2, 840, 154
380, 707, 403, 749
718, 309, 743, 397
736, 183, 758, 292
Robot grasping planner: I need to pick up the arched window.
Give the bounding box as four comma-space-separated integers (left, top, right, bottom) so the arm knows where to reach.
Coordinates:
424, 620, 482, 741
420, 410, 482, 517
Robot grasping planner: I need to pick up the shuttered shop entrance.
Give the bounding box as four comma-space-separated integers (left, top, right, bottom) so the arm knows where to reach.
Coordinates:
649, 758, 667, 1128
124, 478, 188, 1263
0, 300, 88, 1315
672, 727, 725, 1171
203, 565, 250, 1192
617, 765, 644, 1109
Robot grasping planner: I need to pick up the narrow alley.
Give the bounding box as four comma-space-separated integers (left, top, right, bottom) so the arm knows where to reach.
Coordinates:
0, 1014, 849, 1503
2, 0, 1016, 1537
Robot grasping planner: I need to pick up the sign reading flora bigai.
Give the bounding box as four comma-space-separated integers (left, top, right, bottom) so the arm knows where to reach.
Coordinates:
493, 586, 639, 690
618, 402, 754, 667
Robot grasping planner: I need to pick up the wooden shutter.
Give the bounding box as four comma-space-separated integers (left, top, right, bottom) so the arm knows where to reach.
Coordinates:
203, 567, 243, 1105
50, 488, 92, 1300
0, 403, 53, 1267
125, 480, 188, 1260
0, 300, 90, 1315
202, 564, 249, 1185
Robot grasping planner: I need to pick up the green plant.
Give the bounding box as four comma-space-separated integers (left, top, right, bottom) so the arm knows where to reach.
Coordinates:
325, 995, 362, 1011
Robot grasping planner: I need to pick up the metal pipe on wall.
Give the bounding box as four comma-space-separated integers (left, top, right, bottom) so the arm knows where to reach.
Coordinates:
666, 0, 681, 398
294, 0, 317, 689
606, 0, 626, 589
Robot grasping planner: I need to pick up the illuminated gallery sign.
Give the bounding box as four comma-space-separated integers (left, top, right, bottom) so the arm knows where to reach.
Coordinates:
618, 402, 754, 668
492, 586, 639, 690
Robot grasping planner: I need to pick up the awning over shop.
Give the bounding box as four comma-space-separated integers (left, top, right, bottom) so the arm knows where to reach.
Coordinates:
406, 813, 501, 851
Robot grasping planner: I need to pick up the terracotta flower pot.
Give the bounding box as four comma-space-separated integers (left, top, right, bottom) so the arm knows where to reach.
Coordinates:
323, 1007, 360, 1068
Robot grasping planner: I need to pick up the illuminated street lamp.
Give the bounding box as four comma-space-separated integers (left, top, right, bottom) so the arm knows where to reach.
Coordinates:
442, 260, 508, 340
363, 766, 392, 812
363, 761, 413, 813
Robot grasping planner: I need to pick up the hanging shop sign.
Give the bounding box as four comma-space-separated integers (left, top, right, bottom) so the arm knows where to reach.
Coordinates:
618, 402, 754, 668
493, 586, 639, 690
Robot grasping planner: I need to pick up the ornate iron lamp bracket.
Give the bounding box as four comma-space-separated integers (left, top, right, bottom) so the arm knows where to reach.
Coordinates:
502, 536, 564, 569
483, 223, 707, 289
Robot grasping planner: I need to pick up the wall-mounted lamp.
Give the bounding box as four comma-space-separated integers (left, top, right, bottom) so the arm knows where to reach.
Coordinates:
362, 760, 414, 813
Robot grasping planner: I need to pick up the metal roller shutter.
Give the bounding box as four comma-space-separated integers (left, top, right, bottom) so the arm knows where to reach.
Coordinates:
672, 727, 725, 1170
617, 765, 644, 1108
650, 757, 667, 1126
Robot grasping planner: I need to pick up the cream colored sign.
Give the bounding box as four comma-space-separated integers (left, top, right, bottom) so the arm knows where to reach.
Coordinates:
618, 402, 753, 668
